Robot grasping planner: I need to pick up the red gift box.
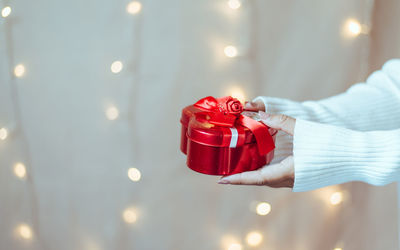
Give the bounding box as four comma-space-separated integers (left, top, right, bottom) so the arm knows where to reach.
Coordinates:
180, 96, 277, 176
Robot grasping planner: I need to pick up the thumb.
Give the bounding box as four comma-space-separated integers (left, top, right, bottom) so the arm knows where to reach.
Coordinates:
259, 112, 295, 136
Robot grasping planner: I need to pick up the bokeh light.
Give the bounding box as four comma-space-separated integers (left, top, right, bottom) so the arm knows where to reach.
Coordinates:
126, 1, 142, 15
1, 6, 11, 18
127, 168, 141, 182
110, 61, 123, 74
14, 64, 25, 78
106, 106, 119, 120
226, 86, 246, 103
0, 127, 8, 140
228, 243, 242, 250
122, 207, 137, 224
245, 231, 263, 246
227, 0, 241, 9
330, 191, 343, 205
13, 162, 27, 179
224, 45, 238, 58
256, 202, 271, 216
16, 224, 33, 240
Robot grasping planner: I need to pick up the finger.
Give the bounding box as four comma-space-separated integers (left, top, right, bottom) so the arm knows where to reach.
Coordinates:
218, 169, 265, 185
259, 112, 295, 136
218, 156, 294, 187
244, 100, 265, 112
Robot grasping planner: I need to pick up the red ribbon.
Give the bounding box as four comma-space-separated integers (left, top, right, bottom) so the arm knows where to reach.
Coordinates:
194, 96, 275, 155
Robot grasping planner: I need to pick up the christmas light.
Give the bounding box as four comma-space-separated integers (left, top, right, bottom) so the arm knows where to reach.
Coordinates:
14, 64, 25, 78
1, 6, 11, 18
122, 207, 137, 224
13, 163, 27, 179
256, 202, 271, 216
128, 167, 141, 182
226, 86, 245, 103
110, 61, 123, 74
106, 106, 119, 120
0, 127, 8, 140
228, 243, 242, 250
224, 46, 238, 58
330, 192, 343, 205
245, 231, 263, 246
227, 0, 241, 9
347, 19, 361, 36
126, 1, 142, 15
16, 224, 33, 240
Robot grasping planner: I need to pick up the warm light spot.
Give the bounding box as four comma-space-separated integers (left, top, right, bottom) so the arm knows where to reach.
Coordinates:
227, 0, 241, 9
127, 168, 141, 182
126, 1, 142, 15
106, 106, 119, 120
122, 207, 137, 224
334, 248, 342, 250
256, 202, 271, 216
228, 243, 242, 250
226, 86, 246, 103
16, 224, 33, 240
14, 162, 27, 179
1, 6, 11, 17
343, 19, 369, 37
347, 19, 361, 36
246, 231, 263, 246
224, 45, 238, 58
110, 61, 123, 73
0, 127, 8, 140
14, 64, 25, 78
330, 192, 343, 205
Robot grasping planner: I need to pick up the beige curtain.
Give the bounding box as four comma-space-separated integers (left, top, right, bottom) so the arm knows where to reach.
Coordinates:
0, 0, 399, 249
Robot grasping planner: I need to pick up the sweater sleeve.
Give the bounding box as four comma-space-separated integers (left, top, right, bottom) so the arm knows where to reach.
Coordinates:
293, 119, 400, 192
252, 59, 400, 163
253, 59, 400, 131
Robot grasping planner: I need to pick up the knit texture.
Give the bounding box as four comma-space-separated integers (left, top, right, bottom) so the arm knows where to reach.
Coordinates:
252, 59, 400, 192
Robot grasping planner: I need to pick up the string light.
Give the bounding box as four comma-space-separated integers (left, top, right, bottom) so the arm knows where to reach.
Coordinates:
127, 167, 141, 182
0, 127, 8, 140
224, 45, 238, 58
13, 162, 27, 179
256, 202, 271, 216
1, 6, 11, 18
330, 191, 343, 205
126, 1, 142, 15
105, 106, 119, 120
245, 231, 263, 247
227, 0, 241, 9
228, 243, 242, 250
343, 18, 369, 37
14, 64, 25, 78
110, 61, 123, 74
226, 86, 246, 103
16, 224, 33, 240
122, 207, 137, 224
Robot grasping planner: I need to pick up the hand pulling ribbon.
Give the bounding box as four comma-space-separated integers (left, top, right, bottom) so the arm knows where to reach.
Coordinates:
194, 96, 275, 155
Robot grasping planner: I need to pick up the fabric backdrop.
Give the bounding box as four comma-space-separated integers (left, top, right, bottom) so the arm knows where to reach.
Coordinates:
0, 0, 399, 249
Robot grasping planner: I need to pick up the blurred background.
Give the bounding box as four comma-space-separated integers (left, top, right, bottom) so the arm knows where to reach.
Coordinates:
0, 0, 400, 249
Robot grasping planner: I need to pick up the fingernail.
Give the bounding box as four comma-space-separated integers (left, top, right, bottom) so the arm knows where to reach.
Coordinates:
218, 179, 230, 184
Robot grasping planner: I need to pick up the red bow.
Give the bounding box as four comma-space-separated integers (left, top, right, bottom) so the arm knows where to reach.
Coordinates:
194, 96, 275, 155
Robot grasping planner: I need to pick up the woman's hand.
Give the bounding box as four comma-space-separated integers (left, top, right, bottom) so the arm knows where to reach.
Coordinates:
218, 112, 296, 188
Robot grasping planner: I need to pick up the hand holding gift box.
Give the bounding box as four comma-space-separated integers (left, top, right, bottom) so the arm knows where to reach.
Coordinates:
180, 96, 277, 176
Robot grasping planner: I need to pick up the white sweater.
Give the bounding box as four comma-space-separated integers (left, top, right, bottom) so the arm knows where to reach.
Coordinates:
253, 59, 400, 192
